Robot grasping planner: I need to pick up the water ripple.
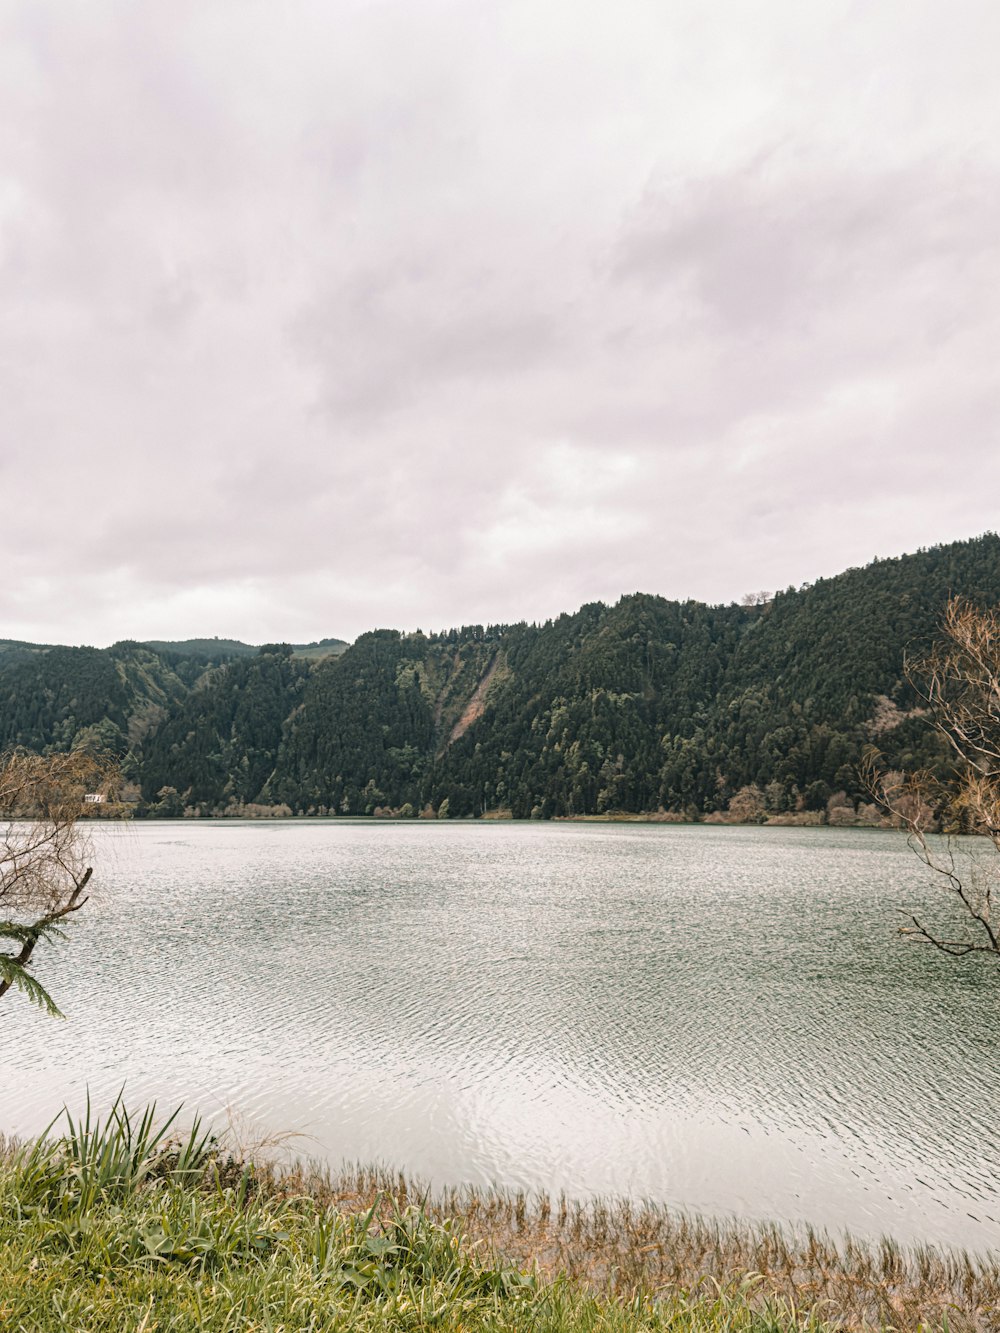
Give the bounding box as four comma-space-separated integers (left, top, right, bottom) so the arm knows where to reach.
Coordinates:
2, 821, 999, 1250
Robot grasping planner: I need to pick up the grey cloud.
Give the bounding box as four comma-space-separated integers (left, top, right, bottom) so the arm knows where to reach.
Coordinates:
291, 263, 560, 422
0, 0, 998, 645
613, 155, 1000, 345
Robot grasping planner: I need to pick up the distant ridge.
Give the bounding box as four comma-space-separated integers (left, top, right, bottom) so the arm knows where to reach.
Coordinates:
141, 636, 349, 661
1, 534, 999, 820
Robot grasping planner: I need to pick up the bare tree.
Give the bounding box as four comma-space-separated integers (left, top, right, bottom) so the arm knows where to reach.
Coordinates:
0, 751, 119, 1015
866, 597, 1000, 958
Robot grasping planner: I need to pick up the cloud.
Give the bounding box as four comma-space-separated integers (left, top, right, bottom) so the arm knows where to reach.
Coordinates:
0, 0, 998, 645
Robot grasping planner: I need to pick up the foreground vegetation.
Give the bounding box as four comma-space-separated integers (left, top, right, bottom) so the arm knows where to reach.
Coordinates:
4, 1101, 999, 1332
1, 1100, 822, 1333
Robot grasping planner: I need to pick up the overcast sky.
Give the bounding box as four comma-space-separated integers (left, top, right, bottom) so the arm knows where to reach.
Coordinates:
1, 0, 998, 646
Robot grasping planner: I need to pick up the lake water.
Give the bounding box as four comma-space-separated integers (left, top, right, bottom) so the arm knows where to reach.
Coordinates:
2, 820, 999, 1252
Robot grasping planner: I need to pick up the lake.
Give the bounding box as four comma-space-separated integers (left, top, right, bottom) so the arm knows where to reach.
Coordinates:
2, 820, 999, 1252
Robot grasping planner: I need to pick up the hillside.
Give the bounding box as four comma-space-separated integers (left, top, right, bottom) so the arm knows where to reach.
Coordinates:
2, 535, 998, 818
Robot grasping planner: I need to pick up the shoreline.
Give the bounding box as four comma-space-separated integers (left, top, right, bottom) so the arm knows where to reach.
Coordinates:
5, 1115, 998, 1331
118, 808, 898, 829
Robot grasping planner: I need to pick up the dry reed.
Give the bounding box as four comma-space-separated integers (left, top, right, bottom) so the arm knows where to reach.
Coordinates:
260, 1161, 1000, 1332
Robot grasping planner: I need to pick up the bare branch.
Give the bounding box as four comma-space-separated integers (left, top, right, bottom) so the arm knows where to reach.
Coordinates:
0, 750, 121, 1014
866, 598, 1000, 963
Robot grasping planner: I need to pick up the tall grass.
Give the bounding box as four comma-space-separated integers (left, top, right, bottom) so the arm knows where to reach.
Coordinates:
14, 1091, 215, 1215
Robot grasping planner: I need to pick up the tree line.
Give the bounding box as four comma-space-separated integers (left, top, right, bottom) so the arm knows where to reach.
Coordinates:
0, 535, 998, 821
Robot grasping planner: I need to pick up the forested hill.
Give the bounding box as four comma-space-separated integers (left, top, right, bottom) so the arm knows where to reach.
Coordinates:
2, 535, 999, 820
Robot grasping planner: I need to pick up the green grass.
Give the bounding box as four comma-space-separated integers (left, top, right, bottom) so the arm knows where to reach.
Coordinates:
0, 1098, 826, 1333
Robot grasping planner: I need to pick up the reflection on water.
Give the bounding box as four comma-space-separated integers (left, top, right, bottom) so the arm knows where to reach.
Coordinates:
2, 821, 998, 1251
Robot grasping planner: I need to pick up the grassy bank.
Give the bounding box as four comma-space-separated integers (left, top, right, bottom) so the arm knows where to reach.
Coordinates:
1, 1102, 995, 1332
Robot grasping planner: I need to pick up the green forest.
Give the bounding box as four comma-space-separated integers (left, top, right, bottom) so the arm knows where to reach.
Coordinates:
2, 535, 998, 822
